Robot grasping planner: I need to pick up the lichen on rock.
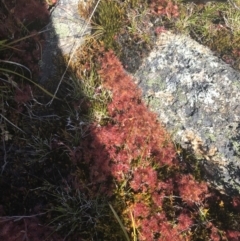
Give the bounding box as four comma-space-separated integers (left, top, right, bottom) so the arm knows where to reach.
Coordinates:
39, 0, 91, 84
134, 31, 240, 195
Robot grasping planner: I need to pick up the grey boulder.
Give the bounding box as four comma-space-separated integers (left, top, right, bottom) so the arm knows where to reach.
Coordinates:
134, 32, 240, 195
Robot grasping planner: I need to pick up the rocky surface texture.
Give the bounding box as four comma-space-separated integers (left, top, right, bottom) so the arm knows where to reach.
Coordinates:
134, 32, 240, 195
39, 0, 91, 84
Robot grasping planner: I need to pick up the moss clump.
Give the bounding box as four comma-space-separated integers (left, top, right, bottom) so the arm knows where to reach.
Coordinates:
92, 0, 125, 50
209, 28, 233, 54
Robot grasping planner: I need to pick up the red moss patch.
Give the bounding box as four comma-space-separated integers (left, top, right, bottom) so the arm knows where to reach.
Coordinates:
0, 0, 49, 79
0, 217, 63, 241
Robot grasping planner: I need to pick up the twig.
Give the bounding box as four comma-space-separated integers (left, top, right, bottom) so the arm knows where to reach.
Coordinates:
0, 60, 32, 79
1, 138, 7, 175
0, 213, 46, 222
21, 219, 30, 241
228, 0, 240, 10
0, 114, 26, 134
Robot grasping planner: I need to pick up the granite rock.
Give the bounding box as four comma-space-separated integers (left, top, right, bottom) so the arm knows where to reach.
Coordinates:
39, 0, 91, 84
134, 32, 240, 195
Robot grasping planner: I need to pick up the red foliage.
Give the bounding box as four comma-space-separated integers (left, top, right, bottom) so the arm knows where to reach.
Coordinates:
157, 179, 174, 195
232, 196, 240, 211
155, 26, 167, 35
130, 166, 158, 192
136, 212, 190, 241
0, 217, 63, 241
177, 212, 193, 232
98, 50, 176, 168
0, 0, 49, 79
71, 51, 230, 241
232, 48, 240, 58
209, 225, 221, 241
14, 85, 32, 104
85, 136, 112, 183
152, 191, 164, 207
77, 50, 176, 188
135, 212, 178, 241
158, 222, 183, 241
226, 230, 240, 241
10, 0, 49, 25
149, 0, 179, 18
140, 215, 160, 240
178, 174, 208, 205
132, 202, 150, 219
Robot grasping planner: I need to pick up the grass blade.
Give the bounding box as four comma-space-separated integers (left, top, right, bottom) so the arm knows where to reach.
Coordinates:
108, 203, 130, 241
130, 210, 137, 241
0, 68, 61, 101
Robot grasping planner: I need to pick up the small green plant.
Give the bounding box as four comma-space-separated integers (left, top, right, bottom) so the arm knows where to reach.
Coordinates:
66, 69, 111, 124
26, 135, 54, 163
171, 0, 240, 69
46, 183, 110, 240
92, 0, 126, 49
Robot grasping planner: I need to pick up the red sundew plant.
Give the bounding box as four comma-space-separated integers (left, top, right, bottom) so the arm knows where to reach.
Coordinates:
70, 50, 240, 240
155, 26, 167, 35
209, 224, 221, 241
178, 174, 208, 206
232, 196, 240, 211
81, 51, 206, 240
232, 48, 240, 58
130, 166, 158, 193
226, 230, 240, 241
132, 202, 150, 219
83, 50, 176, 186
207, 222, 240, 241
177, 212, 193, 231
14, 85, 33, 104
91, 51, 192, 240
149, 0, 179, 19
